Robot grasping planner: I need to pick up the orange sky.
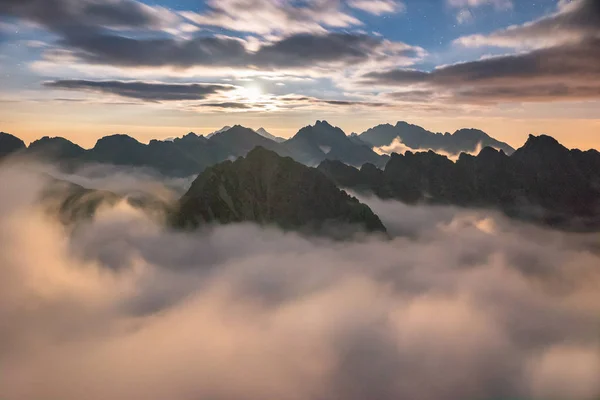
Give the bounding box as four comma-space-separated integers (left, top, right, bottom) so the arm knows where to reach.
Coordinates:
1, 100, 598, 151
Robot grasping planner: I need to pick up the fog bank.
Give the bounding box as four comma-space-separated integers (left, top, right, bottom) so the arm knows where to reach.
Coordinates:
0, 165, 598, 400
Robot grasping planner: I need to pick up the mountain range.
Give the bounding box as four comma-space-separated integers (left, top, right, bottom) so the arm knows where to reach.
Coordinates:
3, 122, 599, 231
0, 120, 514, 176
357, 122, 515, 155
318, 135, 600, 230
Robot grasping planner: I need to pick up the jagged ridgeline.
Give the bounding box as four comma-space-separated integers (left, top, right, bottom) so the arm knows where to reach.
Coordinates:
0, 120, 515, 176
318, 135, 600, 231
172, 147, 386, 233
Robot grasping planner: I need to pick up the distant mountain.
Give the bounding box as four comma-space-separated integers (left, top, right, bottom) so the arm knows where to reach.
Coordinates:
256, 127, 285, 143
359, 122, 515, 155
173, 146, 386, 233
27, 136, 86, 160
206, 126, 232, 138
88, 134, 152, 166
0, 132, 26, 158
283, 120, 385, 167
41, 178, 171, 225
318, 135, 600, 230
208, 125, 292, 159
84, 133, 219, 176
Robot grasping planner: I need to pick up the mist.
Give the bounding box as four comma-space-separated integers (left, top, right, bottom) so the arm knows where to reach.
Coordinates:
0, 164, 599, 400
374, 137, 489, 161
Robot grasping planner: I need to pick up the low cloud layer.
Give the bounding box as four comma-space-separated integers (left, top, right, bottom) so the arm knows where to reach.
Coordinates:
44, 80, 236, 101
0, 163, 599, 400
373, 137, 488, 160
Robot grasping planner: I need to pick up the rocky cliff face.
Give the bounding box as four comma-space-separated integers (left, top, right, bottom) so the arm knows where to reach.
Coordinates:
173, 147, 386, 233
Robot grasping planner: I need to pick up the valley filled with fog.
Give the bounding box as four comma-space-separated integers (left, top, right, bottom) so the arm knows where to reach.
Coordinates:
0, 161, 598, 400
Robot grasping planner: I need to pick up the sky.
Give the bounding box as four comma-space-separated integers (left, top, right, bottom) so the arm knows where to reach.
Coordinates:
0, 0, 599, 149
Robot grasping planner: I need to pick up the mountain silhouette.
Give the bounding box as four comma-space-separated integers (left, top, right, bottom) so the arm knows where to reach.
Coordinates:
209, 125, 292, 159
359, 122, 515, 155
0, 132, 26, 158
27, 136, 86, 160
283, 120, 386, 167
319, 134, 600, 230
173, 146, 386, 233
256, 127, 285, 142
0, 121, 512, 176
5, 124, 599, 230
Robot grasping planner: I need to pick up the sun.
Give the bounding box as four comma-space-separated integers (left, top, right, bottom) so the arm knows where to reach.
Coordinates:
243, 85, 263, 103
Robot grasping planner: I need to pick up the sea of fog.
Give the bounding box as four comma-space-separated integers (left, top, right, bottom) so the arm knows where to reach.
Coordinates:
0, 162, 598, 400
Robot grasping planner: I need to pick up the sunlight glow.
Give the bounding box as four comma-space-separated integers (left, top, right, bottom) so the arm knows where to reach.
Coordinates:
243, 85, 263, 103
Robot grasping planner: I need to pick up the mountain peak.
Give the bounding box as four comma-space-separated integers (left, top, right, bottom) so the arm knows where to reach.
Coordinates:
453, 128, 491, 140
518, 134, 569, 157
254, 127, 285, 143
175, 146, 386, 233
0, 132, 26, 157
315, 120, 332, 127
94, 134, 141, 149
245, 145, 280, 160
206, 126, 232, 138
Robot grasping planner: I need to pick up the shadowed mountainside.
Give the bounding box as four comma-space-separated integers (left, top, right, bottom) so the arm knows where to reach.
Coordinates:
318, 134, 600, 230
0, 132, 26, 158
173, 146, 386, 233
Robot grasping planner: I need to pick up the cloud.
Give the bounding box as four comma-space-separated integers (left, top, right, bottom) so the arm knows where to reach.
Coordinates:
373, 137, 489, 160
455, 0, 600, 48
360, 38, 600, 104
0, 164, 599, 400
50, 31, 421, 72
180, 0, 361, 36
447, 0, 513, 24
43, 80, 237, 101
274, 94, 389, 109
0, 0, 178, 33
447, 0, 513, 10
199, 102, 255, 110
186, 94, 389, 113
347, 0, 405, 15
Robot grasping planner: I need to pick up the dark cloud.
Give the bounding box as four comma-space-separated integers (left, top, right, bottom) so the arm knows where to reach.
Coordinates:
59, 33, 247, 68
361, 38, 600, 104
363, 39, 600, 86
1, 0, 421, 73
199, 102, 254, 109
456, 0, 600, 48
277, 95, 387, 108
44, 80, 235, 101
254, 32, 385, 68
454, 83, 600, 104
360, 0, 600, 105
0, 0, 175, 33
54, 31, 416, 71
320, 100, 385, 107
